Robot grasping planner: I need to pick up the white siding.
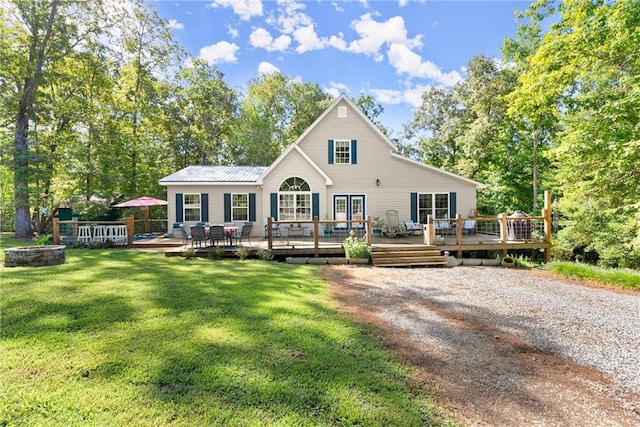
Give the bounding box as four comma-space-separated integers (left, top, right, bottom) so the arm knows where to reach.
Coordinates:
165, 184, 263, 236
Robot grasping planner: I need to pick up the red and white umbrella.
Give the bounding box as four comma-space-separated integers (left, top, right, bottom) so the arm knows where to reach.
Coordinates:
113, 197, 167, 233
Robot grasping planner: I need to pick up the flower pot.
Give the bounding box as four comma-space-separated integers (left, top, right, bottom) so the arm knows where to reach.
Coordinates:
372, 229, 382, 237
501, 257, 515, 268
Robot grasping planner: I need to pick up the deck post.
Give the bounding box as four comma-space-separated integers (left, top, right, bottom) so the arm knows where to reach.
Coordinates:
52, 217, 59, 245
267, 217, 273, 250
313, 217, 319, 255
127, 215, 135, 245
365, 215, 372, 245
424, 215, 434, 245
498, 213, 508, 258
455, 213, 463, 258
543, 190, 552, 263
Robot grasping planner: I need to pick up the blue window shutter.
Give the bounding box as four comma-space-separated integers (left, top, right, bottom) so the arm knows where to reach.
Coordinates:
176, 193, 183, 222
351, 139, 357, 164
249, 193, 256, 222
270, 193, 278, 220
328, 139, 334, 164
312, 193, 319, 219
410, 192, 418, 223
449, 192, 457, 218
224, 193, 231, 222
201, 193, 209, 222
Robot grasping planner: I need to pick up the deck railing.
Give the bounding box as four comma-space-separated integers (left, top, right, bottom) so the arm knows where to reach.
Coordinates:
266, 217, 372, 251
52, 216, 135, 246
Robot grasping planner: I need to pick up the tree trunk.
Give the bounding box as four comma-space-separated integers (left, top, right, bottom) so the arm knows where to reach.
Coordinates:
13, 1, 59, 238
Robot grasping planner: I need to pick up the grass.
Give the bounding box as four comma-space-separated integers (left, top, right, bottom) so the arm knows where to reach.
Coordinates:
1, 237, 453, 426
545, 261, 640, 290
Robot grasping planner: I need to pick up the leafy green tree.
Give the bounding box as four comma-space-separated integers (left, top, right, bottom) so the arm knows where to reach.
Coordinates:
406, 55, 536, 214
510, 0, 640, 267
353, 93, 387, 135
231, 73, 330, 165
162, 59, 238, 169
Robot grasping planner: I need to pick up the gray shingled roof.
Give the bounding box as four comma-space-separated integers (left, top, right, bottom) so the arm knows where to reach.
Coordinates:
159, 165, 268, 183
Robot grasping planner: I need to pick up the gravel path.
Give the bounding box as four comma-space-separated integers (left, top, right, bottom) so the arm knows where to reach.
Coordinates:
323, 265, 640, 426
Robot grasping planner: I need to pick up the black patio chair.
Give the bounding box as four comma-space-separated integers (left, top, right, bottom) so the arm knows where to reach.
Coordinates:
191, 225, 207, 248
209, 225, 226, 247
231, 223, 252, 247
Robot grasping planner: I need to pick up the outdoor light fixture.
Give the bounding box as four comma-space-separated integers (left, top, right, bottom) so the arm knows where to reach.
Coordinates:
376, 179, 381, 186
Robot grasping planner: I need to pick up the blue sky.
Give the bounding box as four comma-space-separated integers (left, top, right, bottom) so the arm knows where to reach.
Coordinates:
153, 0, 532, 133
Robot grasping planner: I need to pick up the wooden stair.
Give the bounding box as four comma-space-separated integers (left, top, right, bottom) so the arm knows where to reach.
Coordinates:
371, 245, 446, 267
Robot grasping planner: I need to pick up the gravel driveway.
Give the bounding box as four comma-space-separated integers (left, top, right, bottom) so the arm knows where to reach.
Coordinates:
322, 265, 640, 426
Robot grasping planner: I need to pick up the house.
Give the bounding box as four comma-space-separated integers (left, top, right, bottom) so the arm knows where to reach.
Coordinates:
159, 94, 485, 236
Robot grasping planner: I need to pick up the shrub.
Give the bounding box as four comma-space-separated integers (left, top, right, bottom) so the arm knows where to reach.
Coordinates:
256, 249, 273, 261
342, 231, 371, 259
236, 247, 251, 260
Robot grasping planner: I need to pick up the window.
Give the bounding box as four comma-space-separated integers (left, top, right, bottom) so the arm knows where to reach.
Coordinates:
231, 193, 248, 221
338, 106, 347, 118
279, 177, 311, 221
334, 140, 351, 164
183, 193, 201, 221
418, 193, 449, 223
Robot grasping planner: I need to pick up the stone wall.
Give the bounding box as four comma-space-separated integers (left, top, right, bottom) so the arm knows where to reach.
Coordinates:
4, 245, 66, 267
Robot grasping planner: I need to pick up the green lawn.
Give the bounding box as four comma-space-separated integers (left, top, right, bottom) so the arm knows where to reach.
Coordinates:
546, 261, 640, 290
1, 240, 453, 426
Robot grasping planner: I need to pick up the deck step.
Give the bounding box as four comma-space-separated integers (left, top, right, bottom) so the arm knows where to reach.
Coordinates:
371, 245, 445, 267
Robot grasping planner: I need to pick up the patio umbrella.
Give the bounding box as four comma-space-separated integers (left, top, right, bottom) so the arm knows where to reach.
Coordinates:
113, 196, 168, 234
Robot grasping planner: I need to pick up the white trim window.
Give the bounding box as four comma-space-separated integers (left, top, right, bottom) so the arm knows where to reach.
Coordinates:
279, 177, 311, 221
418, 193, 449, 223
334, 139, 351, 164
232, 193, 248, 222
184, 193, 201, 222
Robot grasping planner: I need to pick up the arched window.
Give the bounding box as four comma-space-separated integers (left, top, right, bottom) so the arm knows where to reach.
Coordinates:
279, 177, 311, 221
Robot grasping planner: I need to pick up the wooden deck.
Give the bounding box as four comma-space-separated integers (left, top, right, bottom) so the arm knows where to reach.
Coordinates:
130, 232, 550, 263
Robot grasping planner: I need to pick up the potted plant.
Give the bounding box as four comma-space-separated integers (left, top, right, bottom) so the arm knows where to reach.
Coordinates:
342, 230, 371, 263
323, 215, 336, 237
371, 216, 385, 238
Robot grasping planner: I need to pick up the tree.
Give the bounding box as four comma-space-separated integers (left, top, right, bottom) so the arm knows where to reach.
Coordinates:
163, 60, 238, 168
510, 0, 640, 267
406, 55, 533, 214
4, 0, 63, 238
231, 73, 330, 165
353, 93, 387, 135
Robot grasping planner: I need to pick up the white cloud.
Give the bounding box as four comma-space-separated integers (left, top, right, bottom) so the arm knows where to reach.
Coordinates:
249, 27, 291, 51
211, 0, 263, 21
198, 41, 240, 65
346, 13, 422, 61
398, 0, 409, 7
331, 2, 344, 13
293, 24, 325, 53
227, 26, 239, 38
168, 19, 184, 30
369, 83, 434, 109
258, 61, 280, 75
324, 82, 350, 98
387, 43, 462, 86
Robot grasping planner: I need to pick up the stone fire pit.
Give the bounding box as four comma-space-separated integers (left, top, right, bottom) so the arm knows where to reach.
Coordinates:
4, 245, 66, 267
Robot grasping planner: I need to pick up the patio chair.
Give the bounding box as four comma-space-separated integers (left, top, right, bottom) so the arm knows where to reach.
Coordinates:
231, 223, 252, 247
209, 224, 226, 247
190, 225, 207, 248
264, 217, 281, 237
462, 220, 477, 235
435, 220, 454, 236
383, 210, 411, 238
180, 225, 191, 245
404, 220, 422, 235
